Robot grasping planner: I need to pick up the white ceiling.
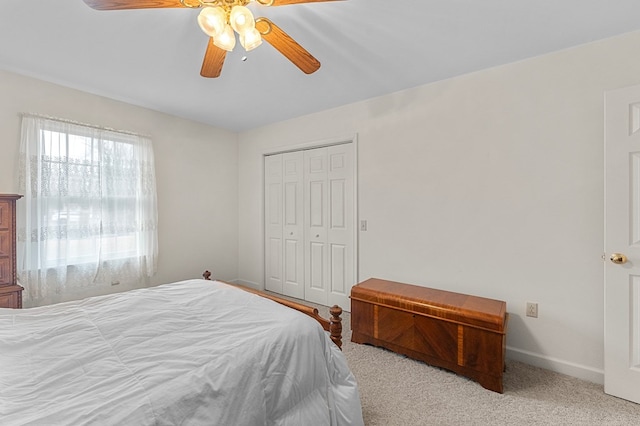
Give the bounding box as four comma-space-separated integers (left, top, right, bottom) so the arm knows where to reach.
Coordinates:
2, 0, 640, 132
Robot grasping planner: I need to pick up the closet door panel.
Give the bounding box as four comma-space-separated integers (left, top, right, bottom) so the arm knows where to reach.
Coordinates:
327, 144, 354, 308
264, 155, 283, 293
281, 152, 304, 298
304, 148, 329, 305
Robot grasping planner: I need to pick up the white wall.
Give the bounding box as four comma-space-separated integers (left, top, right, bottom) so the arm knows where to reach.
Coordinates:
237, 30, 640, 383
6, 28, 640, 384
0, 70, 238, 306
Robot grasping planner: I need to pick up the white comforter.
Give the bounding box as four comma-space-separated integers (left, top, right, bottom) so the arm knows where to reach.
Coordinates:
0, 279, 363, 426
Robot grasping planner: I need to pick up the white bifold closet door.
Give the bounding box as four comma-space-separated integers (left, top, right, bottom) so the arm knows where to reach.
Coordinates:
264, 151, 305, 299
264, 143, 354, 309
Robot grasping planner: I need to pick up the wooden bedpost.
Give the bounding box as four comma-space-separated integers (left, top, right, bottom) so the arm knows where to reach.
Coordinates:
329, 305, 343, 350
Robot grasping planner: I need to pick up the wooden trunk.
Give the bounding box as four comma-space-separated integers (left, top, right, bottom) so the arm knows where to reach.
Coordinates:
351, 278, 508, 393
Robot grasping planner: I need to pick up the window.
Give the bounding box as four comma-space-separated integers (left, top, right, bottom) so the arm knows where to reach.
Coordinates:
18, 115, 158, 303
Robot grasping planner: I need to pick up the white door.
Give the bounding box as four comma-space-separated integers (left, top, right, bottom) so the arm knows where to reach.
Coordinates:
264, 155, 283, 293
326, 144, 355, 308
265, 143, 355, 309
604, 84, 640, 404
304, 144, 354, 308
304, 147, 329, 304
264, 152, 305, 298
282, 151, 305, 298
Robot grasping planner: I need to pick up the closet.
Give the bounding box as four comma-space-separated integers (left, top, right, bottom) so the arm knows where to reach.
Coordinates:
264, 143, 355, 309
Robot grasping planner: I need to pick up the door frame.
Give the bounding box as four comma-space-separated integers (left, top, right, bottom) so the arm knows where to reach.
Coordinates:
261, 134, 359, 304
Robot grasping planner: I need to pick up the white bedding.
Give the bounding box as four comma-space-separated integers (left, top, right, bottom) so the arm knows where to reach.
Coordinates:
0, 279, 363, 426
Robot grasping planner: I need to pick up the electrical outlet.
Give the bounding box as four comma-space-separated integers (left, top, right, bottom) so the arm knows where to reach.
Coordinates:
526, 302, 538, 318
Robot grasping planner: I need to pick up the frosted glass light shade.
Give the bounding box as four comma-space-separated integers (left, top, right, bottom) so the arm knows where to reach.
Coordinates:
240, 27, 262, 51
197, 7, 226, 38
213, 24, 236, 51
229, 5, 255, 35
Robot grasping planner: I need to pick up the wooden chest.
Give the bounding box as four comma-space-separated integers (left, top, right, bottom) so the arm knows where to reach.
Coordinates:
351, 278, 508, 393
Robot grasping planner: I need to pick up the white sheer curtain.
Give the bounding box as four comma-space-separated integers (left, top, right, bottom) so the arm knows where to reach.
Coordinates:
18, 115, 158, 303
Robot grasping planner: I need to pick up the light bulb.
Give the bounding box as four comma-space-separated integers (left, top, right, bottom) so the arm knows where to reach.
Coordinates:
197, 7, 226, 38
230, 5, 255, 35
213, 24, 236, 52
240, 27, 262, 51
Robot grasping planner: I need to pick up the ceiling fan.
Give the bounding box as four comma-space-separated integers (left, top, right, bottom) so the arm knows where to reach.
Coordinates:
82, 0, 339, 78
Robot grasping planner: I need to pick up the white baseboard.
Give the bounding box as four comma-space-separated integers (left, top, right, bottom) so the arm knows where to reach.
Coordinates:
231, 279, 261, 291
506, 346, 604, 385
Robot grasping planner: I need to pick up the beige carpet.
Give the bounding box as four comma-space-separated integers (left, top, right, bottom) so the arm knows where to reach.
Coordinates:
327, 307, 640, 425
265, 294, 640, 425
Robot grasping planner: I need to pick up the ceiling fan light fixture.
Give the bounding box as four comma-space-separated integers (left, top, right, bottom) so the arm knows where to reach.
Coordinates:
213, 24, 236, 51
197, 6, 226, 38
240, 27, 262, 51
229, 5, 255, 35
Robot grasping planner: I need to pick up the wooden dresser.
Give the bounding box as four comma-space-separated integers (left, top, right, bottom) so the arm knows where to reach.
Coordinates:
0, 194, 23, 308
351, 278, 508, 393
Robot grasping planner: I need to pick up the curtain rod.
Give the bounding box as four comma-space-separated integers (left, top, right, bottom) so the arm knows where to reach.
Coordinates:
20, 112, 152, 139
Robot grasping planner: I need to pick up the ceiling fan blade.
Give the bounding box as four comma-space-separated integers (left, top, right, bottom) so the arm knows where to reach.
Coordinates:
201, 38, 227, 78
263, 0, 343, 5
83, 0, 186, 10
255, 18, 320, 74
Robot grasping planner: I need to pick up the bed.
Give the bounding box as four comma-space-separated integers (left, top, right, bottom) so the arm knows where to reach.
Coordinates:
0, 277, 364, 425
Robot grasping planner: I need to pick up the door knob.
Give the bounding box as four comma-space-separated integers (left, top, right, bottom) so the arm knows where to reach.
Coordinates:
610, 253, 628, 264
